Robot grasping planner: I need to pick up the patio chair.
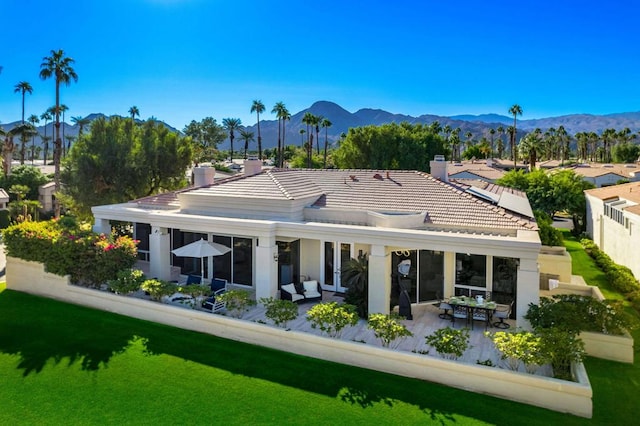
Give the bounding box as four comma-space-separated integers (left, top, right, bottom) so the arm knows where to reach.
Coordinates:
492, 301, 513, 329
436, 292, 452, 319
210, 278, 227, 292
202, 287, 226, 313
186, 274, 202, 285
451, 305, 468, 327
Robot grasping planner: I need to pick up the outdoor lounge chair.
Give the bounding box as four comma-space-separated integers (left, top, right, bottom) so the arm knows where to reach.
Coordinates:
186, 274, 202, 285
202, 279, 228, 313
280, 281, 322, 303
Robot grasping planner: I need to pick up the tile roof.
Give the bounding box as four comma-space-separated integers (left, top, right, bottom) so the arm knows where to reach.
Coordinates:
585, 181, 640, 204
568, 163, 639, 178
447, 162, 506, 181
134, 168, 537, 231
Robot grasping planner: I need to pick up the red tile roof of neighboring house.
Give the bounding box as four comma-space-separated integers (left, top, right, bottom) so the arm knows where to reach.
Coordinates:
585, 181, 640, 204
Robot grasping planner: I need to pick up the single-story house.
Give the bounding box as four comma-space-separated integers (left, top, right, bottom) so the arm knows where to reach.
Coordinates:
569, 163, 640, 188
447, 159, 506, 183
585, 181, 640, 278
38, 181, 56, 213
92, 158, 541, 326
0, 188, 9, 209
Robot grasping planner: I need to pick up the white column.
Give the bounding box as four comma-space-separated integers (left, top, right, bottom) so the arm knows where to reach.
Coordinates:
443, 251, 455, 298
368, 244, 391, 315
149, 226, 171, 281
516, 257, 539, 329
255, 235, 278, 300
92, 218, 111, 235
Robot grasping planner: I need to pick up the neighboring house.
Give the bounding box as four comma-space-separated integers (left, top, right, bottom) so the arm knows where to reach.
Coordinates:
92, 158, 541, 326
0, 188, 9, 209
38, 181, 56, 213
585, 182, 640, 279
447, 159, 505, 183
568, 163, 640, 187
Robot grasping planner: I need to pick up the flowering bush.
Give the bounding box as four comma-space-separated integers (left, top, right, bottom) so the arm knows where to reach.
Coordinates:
367, 313, 413, 348
487, 330, 545, 373
306, 302, 358, 338
108, 269, 146, 294
3, 218, 138, 287
425, 327, 470, 360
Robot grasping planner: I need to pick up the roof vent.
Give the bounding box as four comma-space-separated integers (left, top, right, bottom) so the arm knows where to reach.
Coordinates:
373, 173, 383, 180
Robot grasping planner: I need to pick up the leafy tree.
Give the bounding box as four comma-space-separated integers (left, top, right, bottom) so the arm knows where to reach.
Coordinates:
612, 142, 640, 163
462, 145, 483, 160
183, 117, 226, 164
62, 117, 192, 218
39, 49, 78, 217
250, 100, 265, 160
333, 122, 447, 172
535, 211, 564, 246
0, 164, 48, 200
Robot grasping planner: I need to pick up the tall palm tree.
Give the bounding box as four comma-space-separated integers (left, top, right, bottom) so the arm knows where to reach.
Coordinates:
451, 128, 461, 162
42, 136, 52, 165
128, 105, 140, 121
496, 126, 505, 159
280, 106, 291, 168
488, 128, 496, 158
60, 104, 69, 157
40, 110, 52, 165
321, 118, 332, 168
313, 115, 322, 156
222, 118, 242, 163
302, 112, 315, 168
27, 114, 40, 164
39, 49, 78, 217
14, 81, 34, 165
65, 135, 76, 154
299, 129, 306, 147
239, 129, 254, 159
508, 104, 523, 168
71, 116, 90, 138
556, 125, 569, 164
271, 102, 285, 167
14, 81, 33, 124
250, 100, 265, 161
507, 126, 516, 167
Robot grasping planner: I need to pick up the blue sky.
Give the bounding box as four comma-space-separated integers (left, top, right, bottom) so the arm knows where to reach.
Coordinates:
1, 0, 639, 130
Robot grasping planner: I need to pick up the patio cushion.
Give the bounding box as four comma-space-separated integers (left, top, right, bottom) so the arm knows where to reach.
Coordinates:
303, 280, 321, 298
281, 283, 298, 296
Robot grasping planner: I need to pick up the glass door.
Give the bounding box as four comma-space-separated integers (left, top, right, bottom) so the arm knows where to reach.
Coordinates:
322, 242, 353, 293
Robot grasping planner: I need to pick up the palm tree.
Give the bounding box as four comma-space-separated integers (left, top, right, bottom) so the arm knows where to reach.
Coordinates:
321, 118, 332, 168
27, 114, 40, 164
250, 100, 265, 161
507, 126, 517, 167
40, 49, 78, 217
601, 128, 617, 163
65, 135, 76, 154
302, 112, 315, 167
450, 128, 461, 162
313, 115, 322, 156
488, 128, 496, 158
222, 118, 242, 163
3, 123, 35, 177
40, 110, 52, 165
299, 129, 306, 147
556, 125, 569, 165
14, 81, 34, 164
71, 116, 90, 138
59, 104, 69, 157
496, 126, 505, 159
519, 129, 542, 170
271, 102, 285, 167
42, 136, 52, 165
508, 104, 523, 168
239, 129, 254, 159
128, 106, 140, 121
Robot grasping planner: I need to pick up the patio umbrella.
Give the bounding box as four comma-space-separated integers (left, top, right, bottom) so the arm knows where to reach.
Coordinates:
171, 239, 231, 281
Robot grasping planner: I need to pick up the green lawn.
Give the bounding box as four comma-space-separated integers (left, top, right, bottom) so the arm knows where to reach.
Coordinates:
2, 233, 640, 426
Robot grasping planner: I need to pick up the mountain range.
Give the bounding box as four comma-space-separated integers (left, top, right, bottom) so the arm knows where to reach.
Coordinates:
4, 102, 640, 151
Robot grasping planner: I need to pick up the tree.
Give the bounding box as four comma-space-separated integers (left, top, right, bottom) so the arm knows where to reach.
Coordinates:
601, 128, 617, 163
518, 129, 543, 170
271, 102, 287, 167
14, 81, 34, 165
27, 114, 40, 163
299, 129, 306, 147
222, 118, 241, 163
59, 104, 69, 157
40, 110, 52, 164
39, 49, 77, 218
333, 122, 447, 172
183, 117, 226, 165
321, 118, 332, 168
128, 106, 140, 121
65, 135, 76, 153
496, 126, 505, 158
62, 117, 192, 218
238, 129, 254, 159
2, 124, 35, 177
250, 100, 265, 161
313, 114, 322, 156
508, 104, 523, 168
71, 115, 90, 138
302, 112, 315, 167
612, 142, 640, 163
488, 128, 496, 158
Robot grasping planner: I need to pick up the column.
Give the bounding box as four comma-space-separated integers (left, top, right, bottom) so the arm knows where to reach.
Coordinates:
255, 235, 278, 300
92, 218, 111, 235
516, 257, 539, 329
443, 251, 455, 298
149, 226, 171, 281
368, 244, 391, 315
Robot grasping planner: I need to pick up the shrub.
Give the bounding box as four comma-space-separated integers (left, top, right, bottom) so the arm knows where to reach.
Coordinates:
2, 219, 138, 287
525, 295, 637, 335
260, 297, 299, 328
425, 327, 470, 360
141, 279, 177, 301
580, 237, 640, 296
367, 313, 413, 348
107, 269, 146, 294
216, 290, 255, 318
342, 253, 369, 318
535, 211, 563, 247
487, 330, 545, 373
537, 327, 585, 381
306, 302, 358, 338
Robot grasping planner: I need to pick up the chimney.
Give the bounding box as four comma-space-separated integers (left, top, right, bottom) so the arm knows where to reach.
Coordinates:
243, 157, 263, 177
429, 155, 448, 182
192, 166, 216, 186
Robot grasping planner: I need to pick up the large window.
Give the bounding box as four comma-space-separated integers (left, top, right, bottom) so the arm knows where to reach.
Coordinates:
492, 256, 518, 316
278, 240, 300, 287
456, 253, 486, 287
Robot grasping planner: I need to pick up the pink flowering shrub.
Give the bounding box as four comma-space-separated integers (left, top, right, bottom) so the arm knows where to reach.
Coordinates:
3, 218, 138, 286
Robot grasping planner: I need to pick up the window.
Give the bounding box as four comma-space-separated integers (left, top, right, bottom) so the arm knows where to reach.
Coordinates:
455, 253, 486, 287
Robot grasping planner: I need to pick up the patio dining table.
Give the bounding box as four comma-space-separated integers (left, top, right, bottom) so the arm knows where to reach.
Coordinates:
448, 296, 497, 329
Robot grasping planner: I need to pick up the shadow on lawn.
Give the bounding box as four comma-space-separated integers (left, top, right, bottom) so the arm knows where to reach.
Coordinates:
0, 289, 581, 425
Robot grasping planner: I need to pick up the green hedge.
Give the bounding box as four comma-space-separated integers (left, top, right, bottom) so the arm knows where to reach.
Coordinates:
580, 238, 640, 311
3, 219, 138, 287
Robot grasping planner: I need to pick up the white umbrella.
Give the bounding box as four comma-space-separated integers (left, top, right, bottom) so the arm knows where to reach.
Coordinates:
171, 239, 231, 280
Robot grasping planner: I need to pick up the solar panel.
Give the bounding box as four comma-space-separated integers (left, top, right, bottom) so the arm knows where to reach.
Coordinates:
465, 186, 500, 204
498, 191, 534, 218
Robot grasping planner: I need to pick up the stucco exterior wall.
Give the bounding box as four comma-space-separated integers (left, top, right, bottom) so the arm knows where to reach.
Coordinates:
538, 246, 572, 283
